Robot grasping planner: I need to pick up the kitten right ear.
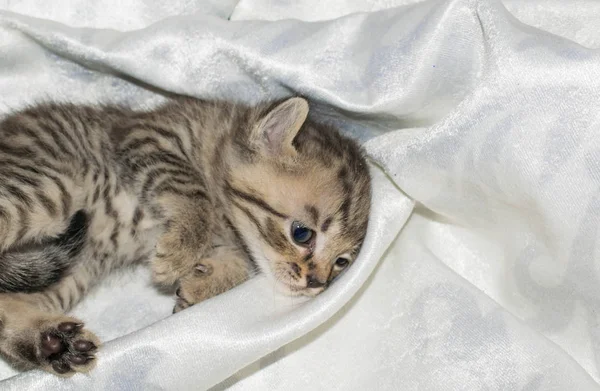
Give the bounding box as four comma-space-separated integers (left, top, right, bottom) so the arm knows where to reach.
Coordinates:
253, 97, 309, 156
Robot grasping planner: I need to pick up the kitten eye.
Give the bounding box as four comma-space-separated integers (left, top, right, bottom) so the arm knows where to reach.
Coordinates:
335, 257, 350, 268
291, 221, 314, 245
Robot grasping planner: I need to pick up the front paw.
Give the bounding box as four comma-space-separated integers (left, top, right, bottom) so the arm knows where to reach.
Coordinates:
151, 231, 203, 286
172, 257, 249, 313
151, 252, 187, 286
172, 261, 215, 313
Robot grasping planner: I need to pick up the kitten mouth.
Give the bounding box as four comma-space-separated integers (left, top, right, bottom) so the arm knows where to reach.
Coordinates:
269, 264, 326, 297
302, 287, 325, 297
278, 283, 324, 297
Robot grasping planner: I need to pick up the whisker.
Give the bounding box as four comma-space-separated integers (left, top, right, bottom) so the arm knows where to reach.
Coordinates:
289, 272, 293, 308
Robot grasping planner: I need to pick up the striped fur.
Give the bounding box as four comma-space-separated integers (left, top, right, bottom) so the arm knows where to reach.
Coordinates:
0, 96, 371, 376
0, 210, 88, 293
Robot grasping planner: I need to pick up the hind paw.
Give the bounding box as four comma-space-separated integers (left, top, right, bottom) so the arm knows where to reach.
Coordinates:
38, 320, 99, 376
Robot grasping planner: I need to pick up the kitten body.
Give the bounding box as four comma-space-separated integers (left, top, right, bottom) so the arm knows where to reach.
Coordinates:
0, 96, 371, 376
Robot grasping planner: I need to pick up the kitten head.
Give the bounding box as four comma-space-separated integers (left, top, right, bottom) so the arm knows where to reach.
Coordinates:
227, 97, 371, 297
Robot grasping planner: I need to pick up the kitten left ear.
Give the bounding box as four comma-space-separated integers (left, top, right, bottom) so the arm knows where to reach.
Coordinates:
254, 97, 309, 156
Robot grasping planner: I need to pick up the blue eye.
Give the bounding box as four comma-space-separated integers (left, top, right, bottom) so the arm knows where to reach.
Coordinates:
291, 221, 314, 245
335, 258, 349, 268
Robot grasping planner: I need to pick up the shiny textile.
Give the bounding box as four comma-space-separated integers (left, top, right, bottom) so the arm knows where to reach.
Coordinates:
1, 0, 599, 389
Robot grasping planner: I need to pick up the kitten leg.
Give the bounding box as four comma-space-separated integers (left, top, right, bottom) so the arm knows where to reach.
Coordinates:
0, 265, 100, 376
173, 245, 251, 313
150, 188, 215, 286
119, 116, 215, 286
120, 134, 215, 286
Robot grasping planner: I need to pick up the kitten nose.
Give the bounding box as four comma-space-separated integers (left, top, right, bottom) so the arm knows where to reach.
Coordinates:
306, 275, 326, 288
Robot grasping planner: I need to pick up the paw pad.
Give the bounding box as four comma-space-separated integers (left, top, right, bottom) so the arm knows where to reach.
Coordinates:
39, 321, 98, 376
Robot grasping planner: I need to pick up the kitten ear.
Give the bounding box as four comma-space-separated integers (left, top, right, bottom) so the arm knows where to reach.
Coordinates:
254, 97, 309, 156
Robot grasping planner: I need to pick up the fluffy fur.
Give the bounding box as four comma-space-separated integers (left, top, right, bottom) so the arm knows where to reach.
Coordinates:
0, 96, 371, 376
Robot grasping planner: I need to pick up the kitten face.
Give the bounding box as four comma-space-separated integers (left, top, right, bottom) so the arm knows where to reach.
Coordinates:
228, 98, 371, 297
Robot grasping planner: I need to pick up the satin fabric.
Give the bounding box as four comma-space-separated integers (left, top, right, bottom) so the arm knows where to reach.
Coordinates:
0, 0, 599, 389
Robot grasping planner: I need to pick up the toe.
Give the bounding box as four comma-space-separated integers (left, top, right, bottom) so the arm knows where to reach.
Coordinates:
57, 322, 83, 334
51, 360, 71, 374
73, 340, 96, 352
41, 333, 63, 357
69, 354, 94, 366
194, 263, 213, 275
173, 297, 190, 313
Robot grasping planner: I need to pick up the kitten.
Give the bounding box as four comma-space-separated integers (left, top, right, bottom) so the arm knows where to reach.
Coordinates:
0, 96, 371, 376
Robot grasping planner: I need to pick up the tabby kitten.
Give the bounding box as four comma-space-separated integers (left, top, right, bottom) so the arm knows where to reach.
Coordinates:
0, 96, 371, 376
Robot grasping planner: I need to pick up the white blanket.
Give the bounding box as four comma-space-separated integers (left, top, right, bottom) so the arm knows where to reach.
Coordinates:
1, 0, 600, 389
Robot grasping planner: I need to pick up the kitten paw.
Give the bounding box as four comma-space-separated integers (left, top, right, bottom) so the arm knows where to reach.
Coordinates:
172, 262, 213, 313
36, 319, 100, 376
151, 253, 183, 286
152, 232, 203, 286
172, 258, 248, 313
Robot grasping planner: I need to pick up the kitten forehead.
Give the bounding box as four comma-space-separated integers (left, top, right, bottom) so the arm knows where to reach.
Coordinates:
232, 164, 344, 213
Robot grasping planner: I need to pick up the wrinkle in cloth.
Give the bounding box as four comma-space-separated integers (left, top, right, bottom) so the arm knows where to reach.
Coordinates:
1, 0, 600, 389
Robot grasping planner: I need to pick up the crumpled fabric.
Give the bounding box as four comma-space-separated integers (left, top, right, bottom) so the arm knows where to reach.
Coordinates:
1, 0, 600, 389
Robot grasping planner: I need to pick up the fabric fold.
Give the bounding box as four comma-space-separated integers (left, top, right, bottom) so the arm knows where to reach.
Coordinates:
1, 0, 600, 389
